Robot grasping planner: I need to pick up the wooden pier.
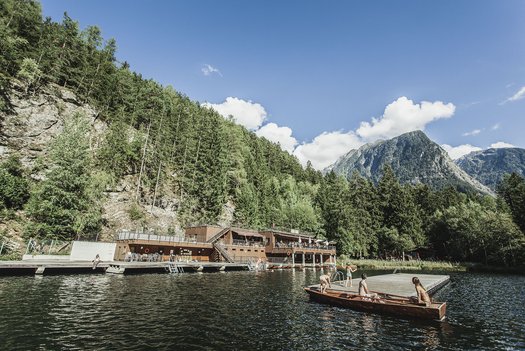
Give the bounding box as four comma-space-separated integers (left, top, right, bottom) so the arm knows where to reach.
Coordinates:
308, 273, 450, 297
0, 260, 251, 276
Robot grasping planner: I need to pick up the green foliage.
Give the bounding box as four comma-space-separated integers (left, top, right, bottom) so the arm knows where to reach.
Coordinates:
25, 113, 103, 240
16, 57, 40, 90
430, 201, 525, 266
497, 173, 525, 233
0, 155, 29, 210
128, 203, 145, 222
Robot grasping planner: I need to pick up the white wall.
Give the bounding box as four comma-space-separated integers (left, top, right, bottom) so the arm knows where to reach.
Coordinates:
70, 241, 116, 261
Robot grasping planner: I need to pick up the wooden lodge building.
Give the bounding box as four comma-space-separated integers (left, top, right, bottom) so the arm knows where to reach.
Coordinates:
114, 225, 336, 267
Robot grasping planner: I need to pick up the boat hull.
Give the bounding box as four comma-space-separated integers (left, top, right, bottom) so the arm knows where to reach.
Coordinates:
305, 287, 446, 321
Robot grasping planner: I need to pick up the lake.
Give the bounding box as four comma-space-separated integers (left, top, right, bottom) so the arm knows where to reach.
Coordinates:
0, 269, 523, 350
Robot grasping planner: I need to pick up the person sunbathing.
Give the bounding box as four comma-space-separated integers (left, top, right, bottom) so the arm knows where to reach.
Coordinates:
412, 277, 431, 306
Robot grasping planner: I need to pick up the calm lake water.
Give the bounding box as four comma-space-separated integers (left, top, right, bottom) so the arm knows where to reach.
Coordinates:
0, 269, 523, 350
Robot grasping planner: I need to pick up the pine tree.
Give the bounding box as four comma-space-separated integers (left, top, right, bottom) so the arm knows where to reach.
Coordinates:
25, 113, 103, 240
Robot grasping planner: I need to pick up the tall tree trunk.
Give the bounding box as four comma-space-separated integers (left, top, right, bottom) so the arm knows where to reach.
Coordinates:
135, 121, 151, 203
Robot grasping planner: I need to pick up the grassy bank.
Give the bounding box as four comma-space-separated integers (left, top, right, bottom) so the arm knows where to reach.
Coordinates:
338, 258, 467, 272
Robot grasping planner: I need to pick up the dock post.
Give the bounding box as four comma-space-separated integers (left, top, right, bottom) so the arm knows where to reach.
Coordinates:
313, 253, 316, 268
302, 253, 305, 267
292, 252, 295, 267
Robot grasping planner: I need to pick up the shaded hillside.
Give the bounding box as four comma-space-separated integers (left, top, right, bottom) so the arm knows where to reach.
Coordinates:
327, 130, 491, 194
0, 0, 324, 240
456, 148, 525, 190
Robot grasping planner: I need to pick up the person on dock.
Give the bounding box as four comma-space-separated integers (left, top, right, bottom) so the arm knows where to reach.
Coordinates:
319, 273, 331, 293
412, 277, 431, 306
92, 254, 101, 270
345, 264, 357, 287
358, 273, 378, 298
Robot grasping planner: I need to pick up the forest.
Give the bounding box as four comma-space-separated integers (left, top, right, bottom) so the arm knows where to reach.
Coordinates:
1, 0, 524, 266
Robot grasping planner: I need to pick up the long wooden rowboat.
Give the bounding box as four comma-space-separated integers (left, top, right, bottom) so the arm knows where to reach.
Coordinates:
304, 287, 446, 321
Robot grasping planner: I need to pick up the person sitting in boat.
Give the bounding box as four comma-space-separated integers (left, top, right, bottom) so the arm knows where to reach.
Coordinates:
345, 264, 357, 287
319, 273, 331, 293
358, 273, 378, 298
412, 277, 431, 306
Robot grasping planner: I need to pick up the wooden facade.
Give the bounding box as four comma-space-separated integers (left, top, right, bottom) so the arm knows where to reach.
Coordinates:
114, 226, 336, 266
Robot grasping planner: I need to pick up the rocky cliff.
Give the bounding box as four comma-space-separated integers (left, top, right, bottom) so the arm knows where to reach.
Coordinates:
456, 147, 525, 190
327, 130, 492, 194
0, 83, 190, 240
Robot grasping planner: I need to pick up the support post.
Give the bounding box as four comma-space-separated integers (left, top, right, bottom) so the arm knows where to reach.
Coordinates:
313, 253, 316, 267
292, 252, 295, 267
302, 253, 305, 266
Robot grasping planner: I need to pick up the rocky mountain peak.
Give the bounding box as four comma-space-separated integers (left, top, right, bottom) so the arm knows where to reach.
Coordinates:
327, 130, 492, 194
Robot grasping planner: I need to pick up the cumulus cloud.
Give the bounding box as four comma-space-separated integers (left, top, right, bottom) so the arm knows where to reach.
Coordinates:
256, 123, 297, 153
490, 141, 515, 149
501, 86, 525, 104
462, 129, 481, 136
491, 123, 500, 130
201, 64, 222, 77
441, 144, 482, 160
293, 131, 363, 170
356, 97, 455, 141
203, 97, 267, 130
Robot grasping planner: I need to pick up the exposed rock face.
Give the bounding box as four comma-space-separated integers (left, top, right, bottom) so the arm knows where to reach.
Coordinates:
456, 148, 525, 190
327, 130, 492, 194
0, 84, 187, 240
0, 83, 104, 168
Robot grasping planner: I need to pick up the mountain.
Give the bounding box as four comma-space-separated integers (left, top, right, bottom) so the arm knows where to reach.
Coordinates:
327, 130, 492, 194
456, 148, 525, 190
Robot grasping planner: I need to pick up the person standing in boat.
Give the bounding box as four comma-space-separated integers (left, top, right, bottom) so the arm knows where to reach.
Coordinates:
412, 277, 431, 306
319, 273, 331, 293
345, 264, 357, 287
358, 273, 378, 298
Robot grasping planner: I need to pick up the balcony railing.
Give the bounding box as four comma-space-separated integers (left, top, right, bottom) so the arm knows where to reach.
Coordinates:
230, 239, 265, 247
116, 231, 205, 245
273, 242, 336, 251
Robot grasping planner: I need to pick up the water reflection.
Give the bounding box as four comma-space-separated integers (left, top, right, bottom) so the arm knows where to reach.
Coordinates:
0, 271, 523, 350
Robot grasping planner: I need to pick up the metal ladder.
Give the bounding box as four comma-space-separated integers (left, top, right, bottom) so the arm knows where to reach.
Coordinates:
167, 261, 183, 274
331, 270, 345, 285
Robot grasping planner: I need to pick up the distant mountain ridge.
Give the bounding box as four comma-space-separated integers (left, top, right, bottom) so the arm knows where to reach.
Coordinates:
456, 147, 525, 190
326, 130, 492, 194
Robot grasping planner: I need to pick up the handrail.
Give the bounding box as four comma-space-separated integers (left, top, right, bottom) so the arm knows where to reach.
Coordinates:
213, 242, 235, 263
116, 231, 203, 244
206, 227, 230, 243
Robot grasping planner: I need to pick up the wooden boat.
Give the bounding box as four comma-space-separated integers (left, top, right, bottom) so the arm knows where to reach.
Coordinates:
304, 287, 446, 321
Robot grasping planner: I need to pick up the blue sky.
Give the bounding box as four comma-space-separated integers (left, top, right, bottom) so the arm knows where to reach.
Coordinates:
40, 0, 525, 169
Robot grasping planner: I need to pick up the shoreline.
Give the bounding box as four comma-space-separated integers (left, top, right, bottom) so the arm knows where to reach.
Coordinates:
338, 258, 525, 274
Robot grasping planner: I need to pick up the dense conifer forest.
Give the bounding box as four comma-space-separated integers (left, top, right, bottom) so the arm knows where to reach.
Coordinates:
1, 0, 524, 266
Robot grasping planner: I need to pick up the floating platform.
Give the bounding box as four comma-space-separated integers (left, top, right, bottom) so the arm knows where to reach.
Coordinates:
0, 260, 251, 276
308, 273, 450, 297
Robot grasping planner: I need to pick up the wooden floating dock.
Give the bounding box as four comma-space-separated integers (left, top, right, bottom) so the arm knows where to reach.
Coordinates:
308, 273, 450, 297
0, 260, 251, 276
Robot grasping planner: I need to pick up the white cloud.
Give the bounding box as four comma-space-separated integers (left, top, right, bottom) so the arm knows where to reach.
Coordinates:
203, 97, 267, 130
356, 96, 455, 141
256, 123, 297, 153
502, 86, 525, 104
293, 131, 363, 170
201, 64, 222, 77
490, 141, 515, 149
441, 144, 482, 160
462, 129, 481, 136
491, 123, 500, 130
